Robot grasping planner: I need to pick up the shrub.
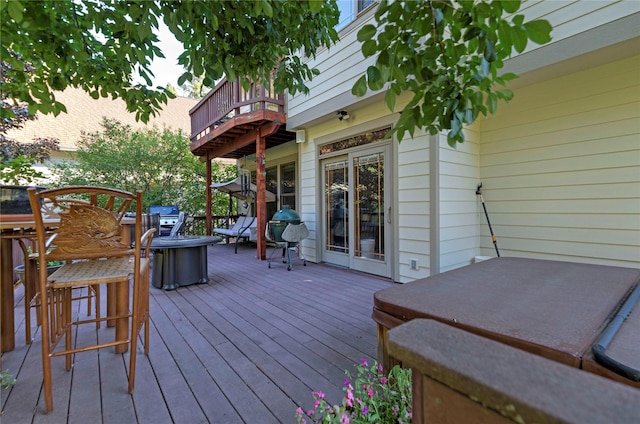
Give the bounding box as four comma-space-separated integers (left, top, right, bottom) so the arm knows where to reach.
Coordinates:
296, 359, 412, 424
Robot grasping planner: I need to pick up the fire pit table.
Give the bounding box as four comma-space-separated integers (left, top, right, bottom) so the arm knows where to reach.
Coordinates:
373, 257, 640, 388
150, 235, 221, 290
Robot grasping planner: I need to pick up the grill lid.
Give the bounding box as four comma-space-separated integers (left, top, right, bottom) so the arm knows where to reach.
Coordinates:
271, 207, 300, 223
149, 205, 179, 216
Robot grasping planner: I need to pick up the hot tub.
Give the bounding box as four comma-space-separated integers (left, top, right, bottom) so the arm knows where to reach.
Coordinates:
373, 257, 640, 388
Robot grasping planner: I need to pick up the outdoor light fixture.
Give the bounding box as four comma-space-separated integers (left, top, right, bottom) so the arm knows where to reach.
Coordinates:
337, 110, 351, 121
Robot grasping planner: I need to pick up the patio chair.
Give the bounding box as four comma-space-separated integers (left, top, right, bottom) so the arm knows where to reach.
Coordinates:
16, 235, 99, 345
213, 215, 257, 253
27, 186, 154, 413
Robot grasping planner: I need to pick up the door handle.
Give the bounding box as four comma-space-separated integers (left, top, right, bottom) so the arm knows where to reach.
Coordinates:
387, 206, 391, 224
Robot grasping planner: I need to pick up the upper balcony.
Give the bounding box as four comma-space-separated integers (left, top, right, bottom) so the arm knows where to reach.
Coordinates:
189, 77, 294, 160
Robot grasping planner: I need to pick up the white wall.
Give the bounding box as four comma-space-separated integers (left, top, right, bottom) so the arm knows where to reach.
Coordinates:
396, 132, 430, 282
287, 1, 640, 280
478, 55, 640, 267
439, 129, 483, 273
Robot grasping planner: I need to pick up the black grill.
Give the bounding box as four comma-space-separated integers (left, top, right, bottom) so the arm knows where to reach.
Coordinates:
149, 205, 179, 236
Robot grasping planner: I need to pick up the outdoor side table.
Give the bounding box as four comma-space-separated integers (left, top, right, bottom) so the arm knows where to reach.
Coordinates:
150, 235, 221, 290
372, 257, 640, 388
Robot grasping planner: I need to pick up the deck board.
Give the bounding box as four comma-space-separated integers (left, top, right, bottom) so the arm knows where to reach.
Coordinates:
1, 243, 394, 422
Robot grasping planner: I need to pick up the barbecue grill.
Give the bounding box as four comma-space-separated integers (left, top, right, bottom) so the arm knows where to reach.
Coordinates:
266, 208, 308, 270
149, 205, 179, 236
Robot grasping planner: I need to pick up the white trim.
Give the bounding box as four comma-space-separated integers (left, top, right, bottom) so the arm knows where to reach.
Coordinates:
429, 135, 439, 275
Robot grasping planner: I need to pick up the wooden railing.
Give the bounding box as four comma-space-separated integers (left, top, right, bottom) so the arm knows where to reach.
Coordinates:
189, 76, 285, 143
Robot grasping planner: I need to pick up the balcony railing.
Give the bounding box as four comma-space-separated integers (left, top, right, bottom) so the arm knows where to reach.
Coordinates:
189, 76, 285, 143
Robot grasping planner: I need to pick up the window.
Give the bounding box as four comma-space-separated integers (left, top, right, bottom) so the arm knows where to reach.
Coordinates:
336, 0, 377, 31
251, 161, 297, 219
280, 162, 296, 210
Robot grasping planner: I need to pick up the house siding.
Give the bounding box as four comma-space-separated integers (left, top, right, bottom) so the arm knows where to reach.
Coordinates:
439, 128, 483, 273
285, 1, 639, 281
478, 55, 640, 267
397, 133, 430, 282
286, 8, 379, 128
288, 1, 639, 129
519, 0, 638, 46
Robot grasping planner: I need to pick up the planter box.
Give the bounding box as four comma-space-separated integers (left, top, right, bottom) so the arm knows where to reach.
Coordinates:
14, 263, 63, 286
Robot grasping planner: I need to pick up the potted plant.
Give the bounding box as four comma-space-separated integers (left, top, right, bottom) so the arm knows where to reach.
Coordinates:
14, 259, 65, 287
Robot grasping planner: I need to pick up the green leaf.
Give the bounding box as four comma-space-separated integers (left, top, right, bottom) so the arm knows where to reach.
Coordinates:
308, 0, 323, 13
487, 92, 498, 114
366, 66, 384, 90
464, 26, 482, 42
361, 39, 378, 57
501, 0, 521, 14
7, 1, 23, 22
510, 25, 528, 53
385, 89, 396, 112
525, 19, 553, 45
497, 88, 514, 101
499, 72, 519, 82
352, 75, 368, 96
357, 24, 377, 42
484, 39, 497, 62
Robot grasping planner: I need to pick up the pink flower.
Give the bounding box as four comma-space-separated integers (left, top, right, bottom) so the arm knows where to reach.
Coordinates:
367, 386, 374, 398
362, 405, 369, 414
380, 376, 388, 384
295, 407, 304, 416
312, 390, 325, 399
307, 410, 314, 416
378, 363, 383, 372
313, 399, 321, 409
340, 413, 350, 424
346, 384, 354, 407
360, 358, 368, 366
344, 377, 350, 387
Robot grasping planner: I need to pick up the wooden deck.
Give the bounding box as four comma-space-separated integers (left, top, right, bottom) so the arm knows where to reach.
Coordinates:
1, 242, 394, 423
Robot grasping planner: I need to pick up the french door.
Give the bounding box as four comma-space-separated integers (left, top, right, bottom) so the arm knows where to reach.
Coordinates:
322, 145, 391, 277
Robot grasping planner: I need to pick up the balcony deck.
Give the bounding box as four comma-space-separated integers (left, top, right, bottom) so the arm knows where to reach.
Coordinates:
189, 77, 294, 160
0, 242, 394, 422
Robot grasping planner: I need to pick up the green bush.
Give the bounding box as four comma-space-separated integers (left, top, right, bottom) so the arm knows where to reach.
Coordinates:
296, 359, 412, 423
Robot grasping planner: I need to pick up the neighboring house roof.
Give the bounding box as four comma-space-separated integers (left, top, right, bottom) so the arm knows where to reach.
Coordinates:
7, 87, 198, 151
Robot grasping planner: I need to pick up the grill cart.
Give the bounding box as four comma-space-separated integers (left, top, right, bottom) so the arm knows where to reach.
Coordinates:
266, 208, 308, 271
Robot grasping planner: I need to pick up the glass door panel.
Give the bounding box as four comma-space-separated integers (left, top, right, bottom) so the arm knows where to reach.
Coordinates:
323, 159, 350, 267
321, 145, 391, 277
354, 152, 384, 261
350, 146, 390, 277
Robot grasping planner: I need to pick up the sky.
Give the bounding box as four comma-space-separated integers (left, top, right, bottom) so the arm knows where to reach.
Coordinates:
148, 22, 187, 95
148, 2, 352, 97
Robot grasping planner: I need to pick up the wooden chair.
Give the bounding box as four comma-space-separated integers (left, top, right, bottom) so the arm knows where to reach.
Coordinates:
27, 186, 155, 413
16, 235, 100, 345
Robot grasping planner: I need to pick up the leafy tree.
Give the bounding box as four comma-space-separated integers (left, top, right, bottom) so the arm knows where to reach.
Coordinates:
352, 0, 552, 145
165, 83, 178, 97
51, 118, 236, 216
1, 50, 59, 184
181, 74, 210, 100
0, 0, 339, 122
2, 0, 552, 148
